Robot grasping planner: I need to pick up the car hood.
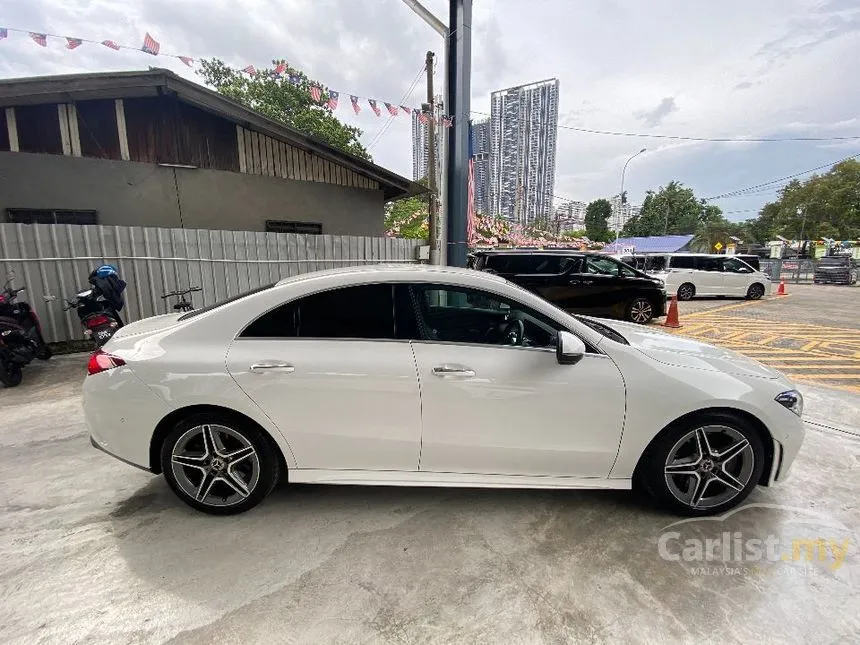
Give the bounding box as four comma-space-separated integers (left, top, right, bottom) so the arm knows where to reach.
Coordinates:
593, 318, 781, 379
110, 312, 185, 341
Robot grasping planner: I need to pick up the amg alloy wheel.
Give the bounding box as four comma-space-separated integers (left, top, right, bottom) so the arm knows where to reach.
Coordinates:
676, 283, 695, 301
626, 298, 654, 324
161, 414, 280, 515
640, 413, 764, 516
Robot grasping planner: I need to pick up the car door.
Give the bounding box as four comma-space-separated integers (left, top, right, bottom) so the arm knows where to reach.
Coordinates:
407, 283, 626, 478
226, 283, 422, 472
721, 257, 755, 296
511, 255, 587, 311
575, 255, 628, 315
693, 256, 726, 295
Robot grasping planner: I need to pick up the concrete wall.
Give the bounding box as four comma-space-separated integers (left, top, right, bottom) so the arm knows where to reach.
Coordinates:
0, 151, 385, 235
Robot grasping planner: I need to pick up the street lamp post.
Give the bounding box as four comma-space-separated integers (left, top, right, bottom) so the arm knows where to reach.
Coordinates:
617, 148, 646, 243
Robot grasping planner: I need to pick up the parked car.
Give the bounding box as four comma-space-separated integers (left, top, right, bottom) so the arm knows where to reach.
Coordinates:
813, 255, 858, 285
617, 253, 771, 301
472, 250, 666, 324
83, 265, 805, 517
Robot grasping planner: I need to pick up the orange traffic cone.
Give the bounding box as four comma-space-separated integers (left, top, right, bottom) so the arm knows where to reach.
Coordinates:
776, 279, 787, 296
662, 295, 682, 329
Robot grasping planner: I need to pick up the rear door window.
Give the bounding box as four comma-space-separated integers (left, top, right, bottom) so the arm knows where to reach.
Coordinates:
669, 256, 695, 270
698, 257, 722, 272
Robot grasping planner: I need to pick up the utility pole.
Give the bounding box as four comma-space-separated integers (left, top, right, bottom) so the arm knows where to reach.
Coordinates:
664, 199, 670, 234
424, 51, 440, 265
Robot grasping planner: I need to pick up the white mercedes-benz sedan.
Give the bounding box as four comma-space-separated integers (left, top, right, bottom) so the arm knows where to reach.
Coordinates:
83, 265, 805, 516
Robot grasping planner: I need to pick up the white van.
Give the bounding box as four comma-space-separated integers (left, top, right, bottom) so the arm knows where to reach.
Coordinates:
614, 253, 771, 300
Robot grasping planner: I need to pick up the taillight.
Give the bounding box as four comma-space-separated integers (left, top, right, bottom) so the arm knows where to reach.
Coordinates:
85, 315, 111, 328
87, 350, 126, 376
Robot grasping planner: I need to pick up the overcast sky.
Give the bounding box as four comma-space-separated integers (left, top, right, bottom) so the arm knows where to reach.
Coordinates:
1, 0, 858, 221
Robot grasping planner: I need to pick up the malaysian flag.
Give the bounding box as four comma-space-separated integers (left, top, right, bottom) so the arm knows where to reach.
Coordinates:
102, 40, 120, 50
273, 62, 287, 77
0, 28, 8, 40
400, 105, 412, 115
418, 111, 429, 125
384, 102, 398, 116
368, 99, 381, 116
178, 56, 194, 67
30, 32, 47, 47
442, 116, 453, 128
243, 65, 257, 75
141, 32, 160, 55
66, 37, 82, 50
288, 74, 300, 85
310, 85, 322, 102
327, 91, 339, 110
350, 95, 361, 114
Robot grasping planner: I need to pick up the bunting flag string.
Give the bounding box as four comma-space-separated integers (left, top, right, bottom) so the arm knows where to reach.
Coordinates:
0, 25, 455, 125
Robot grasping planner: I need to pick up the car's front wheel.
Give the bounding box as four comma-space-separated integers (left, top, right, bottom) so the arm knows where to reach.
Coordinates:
626, 297, 654, 324
639, 412, 765, 516
746, 283, 765, 300
160, 413, 280, 515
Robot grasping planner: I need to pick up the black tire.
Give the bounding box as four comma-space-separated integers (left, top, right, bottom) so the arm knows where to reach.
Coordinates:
745, 283, 765, 300
160, 412, 281, 515
676, 283, 696, 301
637, 412, 765, 517
35, 344, 52, 360
0, 361, 23, 387
626, 297, 654, 324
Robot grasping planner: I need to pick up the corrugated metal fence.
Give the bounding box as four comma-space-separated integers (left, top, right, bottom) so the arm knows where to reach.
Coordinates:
0, 223, 423, 344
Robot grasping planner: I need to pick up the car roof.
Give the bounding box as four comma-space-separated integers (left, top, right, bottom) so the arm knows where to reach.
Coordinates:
274, 263, 507, 287
474, 249, 598, 256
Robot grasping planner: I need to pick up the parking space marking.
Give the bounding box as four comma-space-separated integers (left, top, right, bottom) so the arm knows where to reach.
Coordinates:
663, 310, 860, 393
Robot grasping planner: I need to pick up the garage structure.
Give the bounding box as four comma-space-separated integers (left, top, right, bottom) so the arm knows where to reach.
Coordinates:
0, 69, 424, 236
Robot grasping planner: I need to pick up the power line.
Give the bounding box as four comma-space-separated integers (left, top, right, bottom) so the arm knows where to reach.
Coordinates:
702, 152, 860, 200
469, 110, 860, 143
366, 64, 425, 151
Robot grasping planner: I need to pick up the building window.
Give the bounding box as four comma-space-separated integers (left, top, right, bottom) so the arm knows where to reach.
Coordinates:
77, 100, 121, 159
5, 208, 98, 225
265, 220, 322, 235
14, 104, 63, 155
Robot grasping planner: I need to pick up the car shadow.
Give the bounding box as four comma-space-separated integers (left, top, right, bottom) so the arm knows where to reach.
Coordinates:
110, 477, 670, 608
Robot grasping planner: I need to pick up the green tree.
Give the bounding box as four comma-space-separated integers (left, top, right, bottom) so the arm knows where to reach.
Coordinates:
621, 181, 709, 237
742, 160, 860, 242
384, 177, 430, 239
585, 199, 612, 241
198, 58, 370, 161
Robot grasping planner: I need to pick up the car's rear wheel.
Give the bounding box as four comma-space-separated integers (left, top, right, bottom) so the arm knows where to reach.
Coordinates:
746, 283, 765, 300
676, 283, 696, 301
626, 297, 654, 324
639, 412, 765, 516
160, 413, 280, 515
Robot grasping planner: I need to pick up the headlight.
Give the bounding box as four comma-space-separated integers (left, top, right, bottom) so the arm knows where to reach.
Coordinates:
775, 390, 803, 417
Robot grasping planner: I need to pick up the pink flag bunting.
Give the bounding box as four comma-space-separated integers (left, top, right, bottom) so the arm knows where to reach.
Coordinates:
400, 105, 412, 115
178, 56, 194, 67
243, 65, 257, 75
141, 32, 160, 55
442, 117, 453, 128
310, 85, 322, 102
350, 95, 361, 115
30, 32, 47, 47
368, 99, 381, 117
418, 111, 429, 125
384, 102, 398, 116
65, 37, 82, 50
327, 90, 339, 110
273, 62, 287, 77
101, 40, 120, 50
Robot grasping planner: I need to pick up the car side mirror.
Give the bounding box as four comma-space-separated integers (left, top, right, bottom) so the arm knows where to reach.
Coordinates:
556, 330, 586, 365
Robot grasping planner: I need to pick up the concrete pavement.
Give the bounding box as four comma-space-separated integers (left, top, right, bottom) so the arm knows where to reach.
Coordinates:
1, 354, 858, 645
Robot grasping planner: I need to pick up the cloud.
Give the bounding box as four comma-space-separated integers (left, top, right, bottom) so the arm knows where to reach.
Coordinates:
636, 97, 678, 128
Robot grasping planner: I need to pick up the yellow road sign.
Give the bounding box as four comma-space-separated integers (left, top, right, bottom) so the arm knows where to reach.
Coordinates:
714, 242, 723, 251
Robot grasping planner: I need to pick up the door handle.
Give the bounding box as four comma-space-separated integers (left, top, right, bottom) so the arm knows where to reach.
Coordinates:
249, 362, 295, 374
432, 364, 476, 378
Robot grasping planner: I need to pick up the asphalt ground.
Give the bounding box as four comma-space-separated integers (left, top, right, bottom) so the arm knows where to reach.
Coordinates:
657, 283, 860, 394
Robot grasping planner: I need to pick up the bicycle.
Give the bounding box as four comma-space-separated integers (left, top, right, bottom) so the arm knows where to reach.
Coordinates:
161, 286, 202, 312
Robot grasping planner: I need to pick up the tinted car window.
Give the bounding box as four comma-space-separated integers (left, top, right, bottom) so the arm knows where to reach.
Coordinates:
242, 284, 395, 339
723, 258, 752, 273
484, 254, 574, 275
645, 255, 668, 272
669, 256, 695, 269
698, 257, 722, 272
819, 257, 849, 266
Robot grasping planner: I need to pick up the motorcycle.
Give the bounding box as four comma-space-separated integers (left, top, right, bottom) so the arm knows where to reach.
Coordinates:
65, 265, 127, 348
0, 279, 52, 361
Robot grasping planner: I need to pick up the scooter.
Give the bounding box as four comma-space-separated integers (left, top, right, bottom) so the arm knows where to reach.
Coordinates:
0, 279, 52, 361
65, 265, 126, 348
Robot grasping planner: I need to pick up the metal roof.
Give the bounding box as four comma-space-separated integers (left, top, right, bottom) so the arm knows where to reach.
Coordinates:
603, 235, 695, 253
0, 69, 425, 201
